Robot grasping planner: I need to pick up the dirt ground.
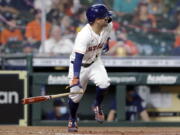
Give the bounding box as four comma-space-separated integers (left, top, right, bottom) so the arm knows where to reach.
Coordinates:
0, 126, 180, 135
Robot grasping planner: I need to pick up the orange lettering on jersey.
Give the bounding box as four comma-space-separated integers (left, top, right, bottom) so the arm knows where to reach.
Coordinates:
88, 47, 92, 52
86, 43, 103, 52
93, 46, 97, 51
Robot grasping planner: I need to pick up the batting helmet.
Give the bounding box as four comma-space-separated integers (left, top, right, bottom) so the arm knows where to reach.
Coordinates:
86, 4, 112, 24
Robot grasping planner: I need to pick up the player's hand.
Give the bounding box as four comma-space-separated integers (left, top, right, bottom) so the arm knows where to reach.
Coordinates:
70, 77, 82, 88
66, 77, 82, 90
67, 77, 82, 93
71, 77, 79, 86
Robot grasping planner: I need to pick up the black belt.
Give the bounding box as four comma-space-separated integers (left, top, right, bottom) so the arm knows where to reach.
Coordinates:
71, 61, 94, 68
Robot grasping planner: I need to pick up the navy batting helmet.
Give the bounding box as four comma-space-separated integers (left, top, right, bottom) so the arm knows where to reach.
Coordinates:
86, 4, 112, 24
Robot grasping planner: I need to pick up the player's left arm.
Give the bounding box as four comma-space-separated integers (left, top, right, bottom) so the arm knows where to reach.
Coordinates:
102, 23, 113, 54
102, 37, 110, 54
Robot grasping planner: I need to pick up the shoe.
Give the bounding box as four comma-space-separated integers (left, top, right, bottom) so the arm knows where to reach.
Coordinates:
92, 105, 105, 123
68, 120, 78, 132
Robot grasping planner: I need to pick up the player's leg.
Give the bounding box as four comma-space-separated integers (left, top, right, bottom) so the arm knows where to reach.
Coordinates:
68, 64, 89, 132
94, 86, 108, 107
89, 59, 110, 123
68, 78, 88, 121
89, 59, 110, 106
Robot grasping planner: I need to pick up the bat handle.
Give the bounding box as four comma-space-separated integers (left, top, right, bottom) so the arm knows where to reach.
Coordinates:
50, 91, 83, 99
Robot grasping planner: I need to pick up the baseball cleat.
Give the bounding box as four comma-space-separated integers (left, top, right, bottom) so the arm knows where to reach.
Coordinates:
68, 120, 78, 132
92, 105, 105, 123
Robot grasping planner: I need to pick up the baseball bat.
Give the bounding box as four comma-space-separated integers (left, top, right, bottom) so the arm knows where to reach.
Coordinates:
22, 90, 83, 104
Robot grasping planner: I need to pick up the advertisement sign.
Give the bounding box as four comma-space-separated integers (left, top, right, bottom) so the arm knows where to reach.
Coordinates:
0, 71, 27, 124
47, 73, 179, 85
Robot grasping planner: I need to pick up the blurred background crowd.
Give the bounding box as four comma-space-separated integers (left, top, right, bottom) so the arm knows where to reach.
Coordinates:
0, 0, 180, 56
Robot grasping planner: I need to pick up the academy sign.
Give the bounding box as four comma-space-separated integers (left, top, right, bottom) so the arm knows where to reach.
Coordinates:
147, 74, 177, 84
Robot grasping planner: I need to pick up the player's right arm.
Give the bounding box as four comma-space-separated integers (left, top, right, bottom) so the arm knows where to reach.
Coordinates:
70, 27, 91, 87
70, 52, 84, 87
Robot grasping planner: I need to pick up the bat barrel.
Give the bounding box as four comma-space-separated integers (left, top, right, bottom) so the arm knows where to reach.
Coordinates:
22, 96, 50, 104
22, 89, 84, 104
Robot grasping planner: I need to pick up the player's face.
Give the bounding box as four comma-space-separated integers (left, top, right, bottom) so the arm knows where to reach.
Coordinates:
96, 17, 110, 27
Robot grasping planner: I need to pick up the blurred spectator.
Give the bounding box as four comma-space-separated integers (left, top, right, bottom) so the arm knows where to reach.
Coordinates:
108, 29, 139, 56
112, 0, 141, 16
71, 0, 82, 15
25, 9, 52, 44
0, 32, 2, 46
0, 0, 19, 14
171, 10, 180, 30
147, 0, 165, 15
1, 18, 23, 45
44, 99, 69, 120
22, 45, 35, 54
172, 25, 180, 56
47, 9, 63, 25
132, 2, 157, 29
118, 30, 139, 56
0, 20, 3, 46
12, 0, 34, 12
0, 0, 34, 14
107, 86, 150, 122
108, 41, 127, 57
59, 15, 75, 39
39, 25, 73, 55
74, 8, 87, 32
46, 0, 81, 24
168, 0, 180, 17
52, 0, 73, 16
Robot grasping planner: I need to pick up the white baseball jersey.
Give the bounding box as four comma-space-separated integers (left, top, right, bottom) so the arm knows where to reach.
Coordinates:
70, 23, 112, 64
68, 23, 112, 103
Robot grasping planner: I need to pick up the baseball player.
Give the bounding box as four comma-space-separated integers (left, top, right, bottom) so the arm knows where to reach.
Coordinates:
67, 4, 113, 132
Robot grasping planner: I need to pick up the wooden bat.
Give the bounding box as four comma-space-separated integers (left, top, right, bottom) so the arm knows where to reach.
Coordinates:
22, 90, 83, 104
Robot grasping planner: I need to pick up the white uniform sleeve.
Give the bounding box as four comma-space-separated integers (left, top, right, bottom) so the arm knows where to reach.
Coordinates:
73, 28, 91, 54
